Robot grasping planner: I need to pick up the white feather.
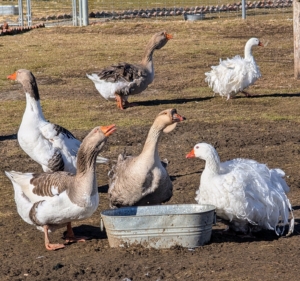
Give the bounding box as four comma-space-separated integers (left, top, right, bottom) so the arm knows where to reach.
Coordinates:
205, 38, 262, 100
191, 143, 294, 235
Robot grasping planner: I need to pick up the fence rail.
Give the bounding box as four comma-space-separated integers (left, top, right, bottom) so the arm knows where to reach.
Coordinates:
0, 0, 294, 27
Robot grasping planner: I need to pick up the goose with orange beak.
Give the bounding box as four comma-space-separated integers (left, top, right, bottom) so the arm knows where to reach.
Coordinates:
87, 31, 173, 109
7, 69, 109, 174
186, 142, 294, 237
5, 124, 116, 251
108, 109, 185, 208
205, 37, 263, 99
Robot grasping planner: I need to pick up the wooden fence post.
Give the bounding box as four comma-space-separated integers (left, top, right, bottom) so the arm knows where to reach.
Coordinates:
294, 0, 300, 79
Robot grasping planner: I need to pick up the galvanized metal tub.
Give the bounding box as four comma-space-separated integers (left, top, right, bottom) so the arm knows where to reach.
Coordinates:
183, 13, 206, 21
101, 204, 216, 249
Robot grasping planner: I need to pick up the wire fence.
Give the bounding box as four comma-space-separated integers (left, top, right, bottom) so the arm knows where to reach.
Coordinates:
0, 0, 294, 27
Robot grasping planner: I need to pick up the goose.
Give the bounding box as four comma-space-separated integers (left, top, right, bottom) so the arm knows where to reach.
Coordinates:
86, 31, 173, 110
7, 69, 108, 174
205, 37, 263, 100
108, 108, 185, 208
5, 124, 116, 250
186, 143, 294, 236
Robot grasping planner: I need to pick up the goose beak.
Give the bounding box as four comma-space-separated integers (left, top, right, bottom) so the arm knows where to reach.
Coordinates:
171, 109, 186, 122
173, 113, 185, 122
100, 124, 116, 137
186, 149, 195, 158
7, 71, 17, 80
166, 33, 173, 40
258, 41, 264, 47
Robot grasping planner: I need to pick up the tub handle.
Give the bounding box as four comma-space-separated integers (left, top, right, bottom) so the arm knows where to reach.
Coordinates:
100, 217, 104, 232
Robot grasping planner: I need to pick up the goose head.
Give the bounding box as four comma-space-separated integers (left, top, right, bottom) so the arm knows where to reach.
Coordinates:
82, 124, 116, 153
77, 124, 116, 173
151, 31, 173, 50
153, 108, 185, 133
7, 69, 39, 100
246, 37, 264, 48
7, 69, 35, 83
186, 142, 219, 163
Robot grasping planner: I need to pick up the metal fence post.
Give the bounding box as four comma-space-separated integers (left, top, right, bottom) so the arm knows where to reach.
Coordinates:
79, 0, 82, 26
72, 0, 78, 26
81, 0, 89, 26
18, 0, 23, 26
242, 0, 246, 19
26, 0, 32, 26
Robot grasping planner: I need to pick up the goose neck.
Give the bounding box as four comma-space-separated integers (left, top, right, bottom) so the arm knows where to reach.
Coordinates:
141, 124, 162, 158
68, 146, 99, 206
24, 93, 46, 120
203, 152, 221, 175
141, 40, 156, 67
244, 42, 254, 60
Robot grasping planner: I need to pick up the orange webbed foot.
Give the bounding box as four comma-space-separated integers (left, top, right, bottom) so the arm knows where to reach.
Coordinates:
63, 222, 90, 244
45, 243, 66, 251
115, 94, 125, 110
64, 235, 90, 244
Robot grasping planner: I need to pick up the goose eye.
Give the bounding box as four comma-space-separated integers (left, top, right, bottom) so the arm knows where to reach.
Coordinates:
170, 109, 177, 115
195, 146, 199, 149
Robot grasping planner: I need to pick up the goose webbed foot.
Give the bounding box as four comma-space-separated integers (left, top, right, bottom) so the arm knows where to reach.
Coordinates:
115, 94, 125, 110
115, 94, 138, 109
241, 90, 256, 97
63, 222, 89, 244
43, 225, 65, 251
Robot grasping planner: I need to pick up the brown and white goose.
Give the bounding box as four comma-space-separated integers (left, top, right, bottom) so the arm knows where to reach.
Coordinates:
108, 108, 185, 208
7, 69, 108, 174
86, 31, 173, 110
5, 124, 116, 250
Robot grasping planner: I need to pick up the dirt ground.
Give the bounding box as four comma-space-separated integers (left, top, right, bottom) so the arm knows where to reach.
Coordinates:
1, 16, 300, 281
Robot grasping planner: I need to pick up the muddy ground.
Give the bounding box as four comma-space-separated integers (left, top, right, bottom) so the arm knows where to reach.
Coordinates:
1, 17, 300, 281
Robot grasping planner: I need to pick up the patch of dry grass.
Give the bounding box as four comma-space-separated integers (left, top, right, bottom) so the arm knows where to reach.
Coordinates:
0, 13, 299, 137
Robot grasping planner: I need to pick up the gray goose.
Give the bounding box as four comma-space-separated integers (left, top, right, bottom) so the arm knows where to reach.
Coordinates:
108, 108, 185, 208
87, 31, 173, 109
5, 124, 116, 250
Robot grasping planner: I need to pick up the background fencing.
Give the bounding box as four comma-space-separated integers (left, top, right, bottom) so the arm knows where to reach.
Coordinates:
0, 0, 294, 27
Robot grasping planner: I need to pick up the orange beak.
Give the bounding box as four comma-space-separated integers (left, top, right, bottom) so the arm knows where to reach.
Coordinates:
7, 72, 17, 80
100, 124, 116, 137
166, 33, 173, 40
258, 41, 264, 47
186, 149, 195, 159
173, 112, 186, 122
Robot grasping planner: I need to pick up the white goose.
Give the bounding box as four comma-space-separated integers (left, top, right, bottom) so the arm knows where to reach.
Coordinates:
205, 38, 263, 100
108, 108, 185, 208
5, 124, 116, 250
7, 69, 107, 174
87, 31, 172, 109
186, 143, 294, 236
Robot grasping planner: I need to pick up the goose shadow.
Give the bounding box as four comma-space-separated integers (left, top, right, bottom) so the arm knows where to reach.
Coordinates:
136, 96, 213, 107
291, 205, 300, 211
233, 92, 300, 99
210, 228, 279, 244
210, 221, 298, 244
0, 134, 17, 141
170, 170, 202, 182
98, 184, 109, 193
70, 224, 107, 240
